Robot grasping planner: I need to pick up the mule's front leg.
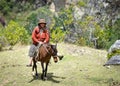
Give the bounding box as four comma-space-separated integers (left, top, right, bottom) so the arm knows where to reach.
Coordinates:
32, 64, 35, 76
32, 59, 35, 76
33, 58, 38, 76
41, 62, 45, 80
44, 62, 49, 80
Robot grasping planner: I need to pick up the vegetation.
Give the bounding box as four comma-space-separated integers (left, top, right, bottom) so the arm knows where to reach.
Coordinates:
0, 35, 7, 51
0, 0, 33, 16
107, 49, 120, 59
50, 27, 66, 42
0, 21, 29, 50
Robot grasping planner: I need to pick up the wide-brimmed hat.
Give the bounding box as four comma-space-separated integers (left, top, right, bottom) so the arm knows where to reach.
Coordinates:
38, 19, 46, 24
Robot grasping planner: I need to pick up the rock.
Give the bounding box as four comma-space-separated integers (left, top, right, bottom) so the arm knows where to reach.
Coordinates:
104, 40, 120, 65
108, 40, 120, 53
73, 6, 85, 20
105, 65, 111, 69
53, 0, 66, 12
105, 55, 120, 65
49, 2, 55, 12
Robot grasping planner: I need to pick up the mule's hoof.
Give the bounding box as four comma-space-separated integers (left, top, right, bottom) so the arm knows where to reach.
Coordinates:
36, 73, 38, 77
26, 64, 32, 67
35, 75, 39, 78
41, 75, 44, 80
41, 76, 47, 81
44, 77, 48, 80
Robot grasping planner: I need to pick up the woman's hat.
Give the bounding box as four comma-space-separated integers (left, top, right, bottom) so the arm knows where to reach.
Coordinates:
38, 19, 46, 24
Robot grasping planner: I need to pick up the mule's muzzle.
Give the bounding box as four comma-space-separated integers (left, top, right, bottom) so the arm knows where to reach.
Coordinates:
53, 57, 58, 63
54, 60, 58, 63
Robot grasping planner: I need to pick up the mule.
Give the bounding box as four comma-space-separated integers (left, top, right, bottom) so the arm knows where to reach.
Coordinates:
32, 43, 59, 80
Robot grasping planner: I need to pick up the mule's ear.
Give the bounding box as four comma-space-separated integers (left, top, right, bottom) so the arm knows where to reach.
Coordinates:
51, 45, 53, 49
46, 45, 51, 50
55, 40, 58, 48
55, 43, 57, 48
51, 45, 56, 49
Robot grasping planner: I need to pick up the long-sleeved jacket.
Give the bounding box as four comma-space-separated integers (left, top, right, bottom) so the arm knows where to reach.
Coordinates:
32, 26, 49, 45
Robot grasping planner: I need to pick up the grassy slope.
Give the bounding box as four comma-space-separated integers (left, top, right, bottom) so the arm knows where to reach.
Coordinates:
0, 43, 120, 86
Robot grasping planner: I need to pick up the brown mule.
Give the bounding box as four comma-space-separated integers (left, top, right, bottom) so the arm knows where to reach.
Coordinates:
32, 43, 60, 80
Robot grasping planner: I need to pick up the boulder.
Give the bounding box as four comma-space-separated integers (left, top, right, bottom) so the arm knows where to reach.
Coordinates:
105, 40, 120, 65
105, 55, 120, 65
108, 40, 120, 53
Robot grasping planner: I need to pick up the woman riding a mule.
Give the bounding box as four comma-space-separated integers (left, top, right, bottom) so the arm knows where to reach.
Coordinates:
27, 19, 62, 67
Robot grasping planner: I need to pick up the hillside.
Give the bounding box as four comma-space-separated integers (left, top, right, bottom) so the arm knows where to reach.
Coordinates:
0, 43, 120, 86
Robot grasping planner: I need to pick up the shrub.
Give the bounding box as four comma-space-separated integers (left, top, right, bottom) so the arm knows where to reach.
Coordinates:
50, 6, 73, 43
77, 1, 86, 7
76, 37, 86, 46
107, 49, 120, 59
3, 21, 29, 46
0, 26, 8, 51
0, 36, 8, 51
50, 27, 66, 42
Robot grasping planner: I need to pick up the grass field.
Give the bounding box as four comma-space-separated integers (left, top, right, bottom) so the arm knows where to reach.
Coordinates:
0, 43, 120, 86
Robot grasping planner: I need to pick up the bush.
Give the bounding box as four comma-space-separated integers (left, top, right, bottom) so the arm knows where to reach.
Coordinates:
50, 6, 73, 43
77, 1, 86, 7
0, 26, 8, 51
91, 22, 108, 49
107, 49, 120, 59
3, 21, 29, 46
50, 27, 66, 42
0, 36, 8, 51
76, 37, 86, 46
107, 19, 120, 48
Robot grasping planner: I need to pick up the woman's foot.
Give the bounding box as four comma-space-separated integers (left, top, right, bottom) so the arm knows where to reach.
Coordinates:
58, 55, 64, 60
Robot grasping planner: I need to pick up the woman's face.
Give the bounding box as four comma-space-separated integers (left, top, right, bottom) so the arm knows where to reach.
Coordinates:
39, 23, 46, 28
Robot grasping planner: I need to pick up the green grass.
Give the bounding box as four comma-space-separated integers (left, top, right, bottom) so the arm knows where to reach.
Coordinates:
0, 43, 120, 86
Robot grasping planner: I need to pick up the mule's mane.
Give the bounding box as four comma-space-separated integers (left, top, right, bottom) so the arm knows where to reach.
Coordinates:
39, 43, 57, 57
41, 44, 51, 54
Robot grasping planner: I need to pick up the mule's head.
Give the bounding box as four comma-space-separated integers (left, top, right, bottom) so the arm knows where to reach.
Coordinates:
51, 44, 58, 63
53, 56, 58, 63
